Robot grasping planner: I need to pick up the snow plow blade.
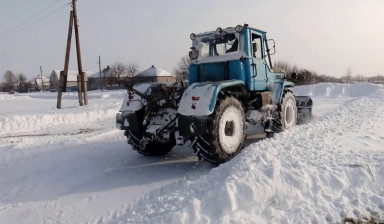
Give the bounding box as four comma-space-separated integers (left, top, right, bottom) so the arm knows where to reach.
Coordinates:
295, 96, 313, 124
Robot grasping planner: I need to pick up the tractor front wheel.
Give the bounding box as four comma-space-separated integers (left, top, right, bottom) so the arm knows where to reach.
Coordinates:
266, 91, 297, 137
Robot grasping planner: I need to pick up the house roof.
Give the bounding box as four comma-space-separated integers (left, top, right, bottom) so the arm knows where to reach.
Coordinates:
89, 68, 134, 79
34, 76, 50, 85
51, 70, 92, 82
135, 65, 175, 77
89, 71, 103, 79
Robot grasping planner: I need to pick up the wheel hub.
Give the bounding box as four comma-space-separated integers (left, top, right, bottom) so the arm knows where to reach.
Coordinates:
218, 106, 244, 154
224, 120, 234, 136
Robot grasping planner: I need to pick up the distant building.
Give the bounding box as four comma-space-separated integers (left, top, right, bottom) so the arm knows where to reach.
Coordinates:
88, 71, 103, 91
133, 65, 176, 84
49, 70, 92, 92
87, 67, 111, 90
32, 76, 50, 91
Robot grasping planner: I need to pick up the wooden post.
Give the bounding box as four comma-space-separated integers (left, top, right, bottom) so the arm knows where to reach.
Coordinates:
77, 74, 83, 106
57, 10, 73, 109
72, 0, 87, 105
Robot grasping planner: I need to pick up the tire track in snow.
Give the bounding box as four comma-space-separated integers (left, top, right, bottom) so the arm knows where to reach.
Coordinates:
99, 93, 384, 224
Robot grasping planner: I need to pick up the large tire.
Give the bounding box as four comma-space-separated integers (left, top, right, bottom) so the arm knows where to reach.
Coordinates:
267, 91, 297, 136
125, 129, 174, 156
193, 97, 246, 164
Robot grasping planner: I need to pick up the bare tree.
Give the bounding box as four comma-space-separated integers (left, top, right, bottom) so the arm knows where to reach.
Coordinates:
273, 60, 342, 85
174, 55, 191, 81
273, 60, 300, 77
127, 63, 139, 77
3, 70, 16, 90
108, 62, 127, 85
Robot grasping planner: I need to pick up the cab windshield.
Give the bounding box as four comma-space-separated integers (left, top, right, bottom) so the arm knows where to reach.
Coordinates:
194, 32, 239, 58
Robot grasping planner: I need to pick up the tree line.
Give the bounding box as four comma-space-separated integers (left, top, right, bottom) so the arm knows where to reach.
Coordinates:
1, 70, 30, 92
102, 62, 139, 86
273, 61, 384, 85
2, 58, 383, 92
0, 62, 140, 92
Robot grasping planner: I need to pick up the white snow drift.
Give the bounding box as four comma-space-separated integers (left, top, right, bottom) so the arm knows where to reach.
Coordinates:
0, 83, 383, 224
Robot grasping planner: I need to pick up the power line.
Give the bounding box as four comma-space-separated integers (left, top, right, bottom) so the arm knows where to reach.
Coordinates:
0, 9, 68, 47
0, 2, 69, 42
0, 0, 49, 15
0, 0, 66, 36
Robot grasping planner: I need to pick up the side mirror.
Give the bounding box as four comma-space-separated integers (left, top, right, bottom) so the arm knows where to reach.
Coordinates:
291, 73, 297, 80
267, 39, 276, 55
189, 47, 199, 60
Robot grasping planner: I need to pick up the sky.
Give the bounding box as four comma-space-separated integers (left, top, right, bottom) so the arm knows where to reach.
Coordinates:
1, 0, 383, 80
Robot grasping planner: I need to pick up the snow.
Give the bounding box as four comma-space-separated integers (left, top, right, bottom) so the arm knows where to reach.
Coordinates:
1, 83, 384, 223
218, 106, 244, 154
135, 65, 175, 77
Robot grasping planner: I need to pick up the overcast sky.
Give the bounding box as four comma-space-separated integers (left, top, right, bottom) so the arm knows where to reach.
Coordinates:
1, 0, 383, 80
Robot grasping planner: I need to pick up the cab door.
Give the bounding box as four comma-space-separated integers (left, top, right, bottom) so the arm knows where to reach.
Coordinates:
250, 32, 268, 91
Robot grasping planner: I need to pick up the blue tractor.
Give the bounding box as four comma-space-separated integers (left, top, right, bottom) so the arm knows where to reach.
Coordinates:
116, 24, 312, 164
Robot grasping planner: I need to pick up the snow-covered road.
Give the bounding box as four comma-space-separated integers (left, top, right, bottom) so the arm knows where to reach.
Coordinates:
1, 83, 383, 223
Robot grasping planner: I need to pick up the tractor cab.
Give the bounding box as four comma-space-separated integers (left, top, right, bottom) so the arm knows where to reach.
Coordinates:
188, 24, 284, 92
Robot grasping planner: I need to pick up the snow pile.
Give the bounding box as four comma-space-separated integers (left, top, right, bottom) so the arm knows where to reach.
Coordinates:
0, 93, 32, 101
102, 83, 384, 224
293, 82, 383, 98
1, 83, 384, 224
25, 90, 127, 100
135, 65, 175, 77
0, 90, 126, 136
0, 108, 118, 136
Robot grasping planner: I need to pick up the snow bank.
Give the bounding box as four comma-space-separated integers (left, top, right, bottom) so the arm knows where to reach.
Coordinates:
24, 90, 127, 100
0, 108, 118, 136
2, 83, 384, 224
292, 82, 383, 98
0, 90, 126, 136
0, 93, 32, 101
103, 83, 384, 224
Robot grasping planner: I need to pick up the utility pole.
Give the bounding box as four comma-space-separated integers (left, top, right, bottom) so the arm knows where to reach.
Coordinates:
40, 65, 44, 92
57, 10, 73, 109
98, 55, 103, 92
72, 0, 87, 106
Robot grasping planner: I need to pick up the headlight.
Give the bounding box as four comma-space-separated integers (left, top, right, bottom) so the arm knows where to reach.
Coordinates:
235, 25, 243, 33
215, 27, 222, 35
190, 33, 196, 40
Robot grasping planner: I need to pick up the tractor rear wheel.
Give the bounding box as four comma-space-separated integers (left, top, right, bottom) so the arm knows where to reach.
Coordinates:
266, 91, 297, 137
125, 129, 174, 156
193, 97, 246, 165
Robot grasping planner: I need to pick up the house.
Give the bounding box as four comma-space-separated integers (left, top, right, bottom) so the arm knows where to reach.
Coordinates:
32, 76, 50, 91
49, 70, 92, 92
87, 67, 111, 90
87, 71, 104, 91
133, 65, 176, 84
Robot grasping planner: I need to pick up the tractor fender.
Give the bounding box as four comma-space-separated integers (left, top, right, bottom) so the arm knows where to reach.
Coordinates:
267, 81, 294, 104
178, 80, 245, 116
119, 83, 161, 112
